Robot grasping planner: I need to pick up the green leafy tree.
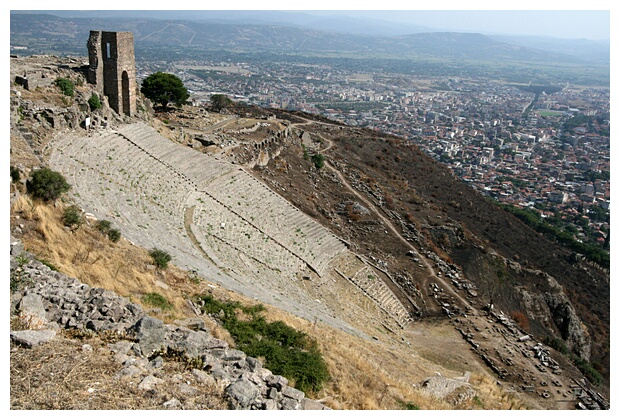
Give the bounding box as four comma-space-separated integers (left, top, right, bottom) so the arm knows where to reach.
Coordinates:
210, 94, 233, 112
26, 168, 70, 202
140, 72, 189, 110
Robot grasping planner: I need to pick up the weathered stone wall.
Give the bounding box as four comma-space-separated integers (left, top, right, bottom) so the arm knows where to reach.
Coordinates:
86, 30, 103, 87
87, 31, 136, 117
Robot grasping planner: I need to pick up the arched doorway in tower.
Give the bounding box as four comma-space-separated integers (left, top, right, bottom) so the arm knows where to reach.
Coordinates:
122, 71, 131, 116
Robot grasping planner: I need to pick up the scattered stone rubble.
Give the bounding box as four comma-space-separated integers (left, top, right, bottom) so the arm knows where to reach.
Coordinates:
9, 238, 329, 410
451, 305, 610, 410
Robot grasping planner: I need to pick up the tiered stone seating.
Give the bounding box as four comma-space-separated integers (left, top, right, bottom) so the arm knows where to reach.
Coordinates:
48, 132, 201, 266
117, 123, 347, 277
191, 194, 306, 277
350, 266, 411, 326
330, 252, 411, 327
332, 252, 367, 279
117, 124, 233, 185
203, 169, 346, 275
49, 124, 415, 332
48, 128, 357, 334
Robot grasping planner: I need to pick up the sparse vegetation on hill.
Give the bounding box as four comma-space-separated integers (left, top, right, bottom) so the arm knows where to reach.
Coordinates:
11, 194, 523, 410
326, 130, 608, 383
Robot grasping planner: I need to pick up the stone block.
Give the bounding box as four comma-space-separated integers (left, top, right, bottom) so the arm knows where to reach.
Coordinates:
263, 399, 279, 410
10, 329, 56, 348
226, 377, 260, 409
138, 374, 164, 391
17, 293, 49, 329
280, 397, 301, 410
281, 385, 304, 401
192, 368, 216, 386
301, 398, 326, 410
108, 340, 134, 355
266, 374, 288, 391
246, 356, 263, 372
128, 316, 166, 356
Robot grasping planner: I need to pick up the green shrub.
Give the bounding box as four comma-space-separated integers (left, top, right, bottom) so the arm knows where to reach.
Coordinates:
195, 294, 329, 393
149, 248, 172, 269
572, 357, 603, 386
62, 206, 83, 228
142, 292, 172, 311
96, 219, 112, 233
544, 336, 569, 355
10, 166, 20, 183
95, 219, 120, 242
311, 153, 325, 169
26, 168, 71, 201
107, 228, 121, 242
55, 77, 74, 97
88, 93, 102, 110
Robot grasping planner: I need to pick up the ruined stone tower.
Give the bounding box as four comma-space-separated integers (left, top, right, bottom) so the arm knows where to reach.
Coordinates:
87, 31, 136, 117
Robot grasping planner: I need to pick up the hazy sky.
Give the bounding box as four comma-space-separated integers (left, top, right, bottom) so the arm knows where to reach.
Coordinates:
8, 0, 614, 41
320, 10, 610, 40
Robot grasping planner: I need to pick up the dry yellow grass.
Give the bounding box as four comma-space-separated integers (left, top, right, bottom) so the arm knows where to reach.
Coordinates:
15, 196, 188, 314
467, 373, 528, 410
11, 196, 529, 410
10, 334, 228, 410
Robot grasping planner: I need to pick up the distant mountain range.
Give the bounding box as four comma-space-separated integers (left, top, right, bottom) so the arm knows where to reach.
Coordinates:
10, 11, 609, 65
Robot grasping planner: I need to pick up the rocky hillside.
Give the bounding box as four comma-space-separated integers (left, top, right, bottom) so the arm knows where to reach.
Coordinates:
9, 54, 609, 410
10, 238, 328, 410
